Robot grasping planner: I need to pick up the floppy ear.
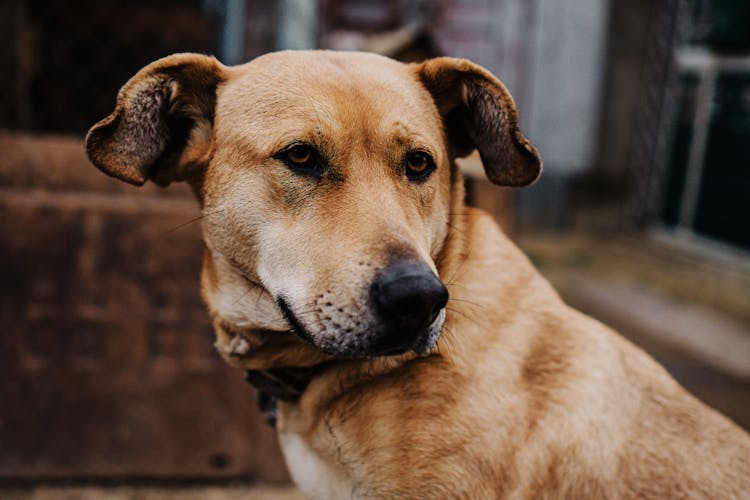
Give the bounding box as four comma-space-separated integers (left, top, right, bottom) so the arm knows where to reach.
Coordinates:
85, 53, 225, 187
417, 57, 541, 187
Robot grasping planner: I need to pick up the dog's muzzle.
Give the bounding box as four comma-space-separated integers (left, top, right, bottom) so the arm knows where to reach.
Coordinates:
368, 261, 449, 355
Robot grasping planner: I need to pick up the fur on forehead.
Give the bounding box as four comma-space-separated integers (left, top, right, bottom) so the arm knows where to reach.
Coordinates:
215, 51, 444, 146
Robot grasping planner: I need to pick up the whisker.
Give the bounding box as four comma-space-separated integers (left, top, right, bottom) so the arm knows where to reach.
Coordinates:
445, 306, 479, 326
445, 250, 471, 287
165, 208, 226, 234
442, 324, 456, 338
447, 267, 472, 288
448, 211, 484, 217
445, 281, 470, 290
279, 307, 327, 322
231, 284, 257, 307
254, 284, 269, 310
289, 309, 320, 318
448, 297, 484, 309
446, 221, 470, 238
437, 324, 457, 358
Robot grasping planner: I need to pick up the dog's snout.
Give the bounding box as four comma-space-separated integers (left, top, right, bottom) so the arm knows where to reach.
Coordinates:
370, 262, 448, 352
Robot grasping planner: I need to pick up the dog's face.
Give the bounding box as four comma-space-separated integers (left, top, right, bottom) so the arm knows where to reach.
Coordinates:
86, 51, 540, 358
202, 52, 455, 356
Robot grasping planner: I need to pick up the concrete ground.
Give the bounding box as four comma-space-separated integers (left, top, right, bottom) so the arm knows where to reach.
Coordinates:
1, 485, 304, 500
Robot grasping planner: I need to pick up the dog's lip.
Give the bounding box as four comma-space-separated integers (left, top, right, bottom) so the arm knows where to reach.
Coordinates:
410, 308, 445, 355
375, 344, 412, 356
272, 295, 445, 357
275, 296, 316, 345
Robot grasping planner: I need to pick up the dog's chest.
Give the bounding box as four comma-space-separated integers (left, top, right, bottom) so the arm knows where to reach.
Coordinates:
279, 431, 356, 500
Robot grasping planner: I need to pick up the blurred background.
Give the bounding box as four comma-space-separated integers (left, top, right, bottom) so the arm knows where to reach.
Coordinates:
1, 0, 748, 497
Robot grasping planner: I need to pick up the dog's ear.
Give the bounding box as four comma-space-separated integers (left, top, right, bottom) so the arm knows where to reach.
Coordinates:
417, 57, 541, 187
85, 53, 225, 187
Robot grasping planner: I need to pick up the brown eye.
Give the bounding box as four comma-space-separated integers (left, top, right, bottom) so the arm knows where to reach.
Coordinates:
274, 143, 323, 176
404, 151, 435, 181
287, 145, 312, 165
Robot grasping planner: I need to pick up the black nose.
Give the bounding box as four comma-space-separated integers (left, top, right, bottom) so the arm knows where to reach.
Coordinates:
369, 261, 449, 353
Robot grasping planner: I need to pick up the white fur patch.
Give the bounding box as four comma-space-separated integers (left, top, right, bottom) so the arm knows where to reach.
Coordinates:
256, 225, 316, 308
279, 431, 355, 500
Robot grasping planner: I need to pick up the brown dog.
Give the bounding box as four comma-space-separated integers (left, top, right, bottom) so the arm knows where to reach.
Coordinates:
86, 51, 750, 498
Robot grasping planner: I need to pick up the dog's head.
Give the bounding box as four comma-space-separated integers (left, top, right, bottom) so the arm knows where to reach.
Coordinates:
86, 51, 539, 359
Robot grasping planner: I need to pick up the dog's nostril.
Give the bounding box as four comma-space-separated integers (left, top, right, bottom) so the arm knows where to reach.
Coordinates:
371, 261, 448, 329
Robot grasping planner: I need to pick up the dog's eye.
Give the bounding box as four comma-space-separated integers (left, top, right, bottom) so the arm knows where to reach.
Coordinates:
287, 145, 312, 165
404, 151, 435, 181
275, 144, 321, 175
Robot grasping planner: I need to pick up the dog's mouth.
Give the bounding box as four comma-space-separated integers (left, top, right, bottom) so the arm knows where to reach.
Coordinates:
228, 256, 447, 357
276, 296, 317, 346
274, 295, 446, 357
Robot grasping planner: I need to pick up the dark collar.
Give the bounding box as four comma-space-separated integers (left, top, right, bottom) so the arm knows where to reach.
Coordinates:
245, 366, 320, 427
244, 366, 318, 402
